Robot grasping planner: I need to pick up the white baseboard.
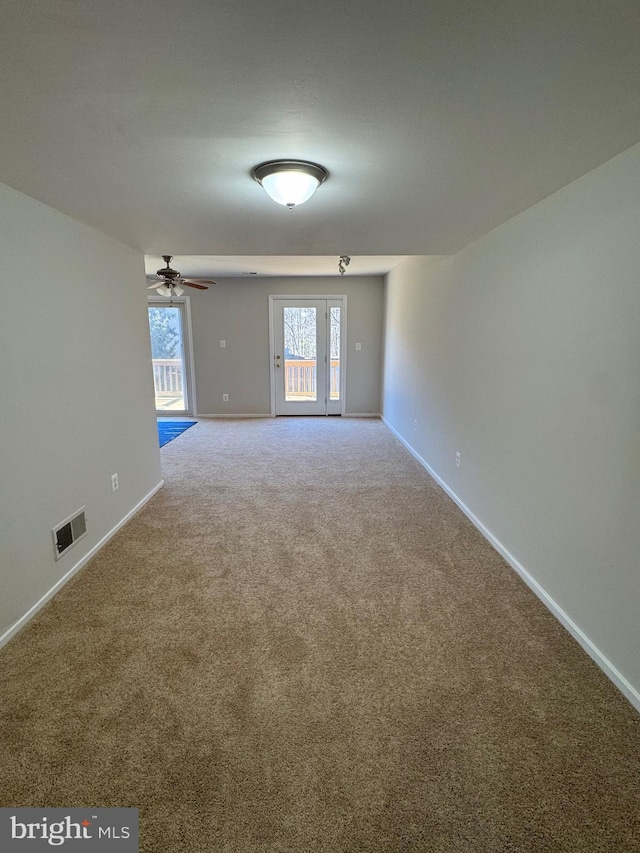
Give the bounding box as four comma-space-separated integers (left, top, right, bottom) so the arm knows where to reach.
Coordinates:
196, 414, 274, 419
198, 413, 381, 419
382, 417, 640, 714
0, 480, 165, 650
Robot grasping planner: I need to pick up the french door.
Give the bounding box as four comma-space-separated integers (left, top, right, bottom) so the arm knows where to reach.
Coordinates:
271, 297, 345, 416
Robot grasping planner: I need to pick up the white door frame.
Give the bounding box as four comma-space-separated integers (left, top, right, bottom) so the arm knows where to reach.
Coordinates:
148, 296, 197, 417
269, 295, 347, 416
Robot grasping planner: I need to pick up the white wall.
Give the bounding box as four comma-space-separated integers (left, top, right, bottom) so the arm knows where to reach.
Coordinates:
382, 143, 640, 708
187, 276, 384, 416
0, 182, 162, 643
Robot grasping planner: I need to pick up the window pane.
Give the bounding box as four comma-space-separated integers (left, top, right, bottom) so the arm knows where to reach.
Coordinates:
148, 306, 186, 411
284, 307, 317, 402
330, 306, 340, 401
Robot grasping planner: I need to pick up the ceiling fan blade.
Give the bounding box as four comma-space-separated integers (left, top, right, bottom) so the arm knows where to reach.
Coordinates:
181, 280, 210, 290
191, 279, 217, 285
147, 282, 162, 289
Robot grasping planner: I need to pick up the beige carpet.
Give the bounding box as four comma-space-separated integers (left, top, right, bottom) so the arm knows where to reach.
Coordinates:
1, 417, 638, 852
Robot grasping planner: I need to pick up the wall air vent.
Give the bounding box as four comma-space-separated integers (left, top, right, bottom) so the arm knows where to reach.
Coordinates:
53, 508, 87, 560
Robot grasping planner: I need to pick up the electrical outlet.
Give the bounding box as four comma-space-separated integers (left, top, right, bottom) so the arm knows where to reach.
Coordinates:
455, 452, 461, 468
355, 342, 362, 351
220, 340, 226, 348
223, 394, 229, 402
413, 418, 418, 431
111, 473, 119, 491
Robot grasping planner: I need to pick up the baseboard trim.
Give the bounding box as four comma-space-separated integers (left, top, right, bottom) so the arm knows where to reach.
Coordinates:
0, 480, 165, 650
381, 417, 640, 714
196, 414, 274, 419
197, 413, 381, 419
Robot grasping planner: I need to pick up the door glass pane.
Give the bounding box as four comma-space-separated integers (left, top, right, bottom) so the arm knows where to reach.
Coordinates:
284, 306, 317, 402
148, 305, 186, 411
330, 306, 341, 401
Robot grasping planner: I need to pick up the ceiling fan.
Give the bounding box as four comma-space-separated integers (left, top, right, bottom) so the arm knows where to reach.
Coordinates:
146, 255, 216, 296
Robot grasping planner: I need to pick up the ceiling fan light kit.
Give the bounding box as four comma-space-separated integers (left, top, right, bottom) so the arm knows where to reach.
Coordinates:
146, 255, 215, 297
252, 160, 328, 209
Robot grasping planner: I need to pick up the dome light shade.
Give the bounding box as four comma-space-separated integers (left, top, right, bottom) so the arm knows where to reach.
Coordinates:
252, 160, 328, 208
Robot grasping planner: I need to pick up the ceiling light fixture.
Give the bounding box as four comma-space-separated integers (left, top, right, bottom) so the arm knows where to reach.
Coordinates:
252, 160, 328, 209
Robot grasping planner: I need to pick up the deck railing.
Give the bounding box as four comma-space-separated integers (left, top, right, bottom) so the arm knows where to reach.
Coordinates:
153, 359, 183, 395
285, 359, 340, 398
152, 358, 341, 400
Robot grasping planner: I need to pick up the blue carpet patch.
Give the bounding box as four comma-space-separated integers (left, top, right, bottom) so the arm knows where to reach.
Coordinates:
157, 419, 197, 448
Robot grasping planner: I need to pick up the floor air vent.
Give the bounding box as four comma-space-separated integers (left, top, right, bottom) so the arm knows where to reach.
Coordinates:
53, 508, 87, 560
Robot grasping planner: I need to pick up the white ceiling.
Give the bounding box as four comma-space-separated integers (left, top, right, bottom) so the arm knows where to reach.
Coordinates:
2, 1, 640, 278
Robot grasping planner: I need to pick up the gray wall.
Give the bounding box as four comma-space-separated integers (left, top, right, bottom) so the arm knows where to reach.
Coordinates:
382, 142, 640, 708
188, 276, 384, 416
0, 182, 162, 642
